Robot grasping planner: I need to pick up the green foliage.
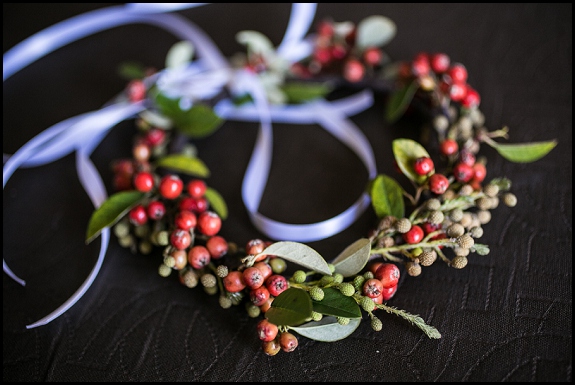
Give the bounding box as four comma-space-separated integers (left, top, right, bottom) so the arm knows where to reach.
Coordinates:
311, 288, 362, 319
265, 288, 312, 326
370, 174, 405, 219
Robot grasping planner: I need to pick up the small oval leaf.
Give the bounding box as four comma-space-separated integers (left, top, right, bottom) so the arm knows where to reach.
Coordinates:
256, 242, 332, 275
331, 238, 371, 277
356, 15, 397, 49
370, 174, 405, 219
204, 187, 228, 220
489, 140, 557, 163
265, 288, 312, 326
392, 138, 432, 184
155, 155, 210, 177
281, 82, 333, 104
312, 288, 362, 319
290, 316, 361, 342
86, 191, 145, 243
165, 40, 195, 69
385, 80, 418, 124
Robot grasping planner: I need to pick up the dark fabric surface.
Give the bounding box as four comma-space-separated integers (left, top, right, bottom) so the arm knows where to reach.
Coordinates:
3, 4, 572, 382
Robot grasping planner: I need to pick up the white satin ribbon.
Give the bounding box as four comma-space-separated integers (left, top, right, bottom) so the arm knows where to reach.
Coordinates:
3, 3, 378, 327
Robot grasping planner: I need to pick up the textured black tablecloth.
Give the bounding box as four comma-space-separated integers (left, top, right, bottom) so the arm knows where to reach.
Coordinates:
3, 4, 572, 382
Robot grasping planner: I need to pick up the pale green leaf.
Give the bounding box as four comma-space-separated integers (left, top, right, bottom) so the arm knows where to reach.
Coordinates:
312, 288, 362, 319
290, 316, 361, 342
165, 41, 195, 69
204, 187, 228, 220
331, 238, 371, 277
385, 80, 419, 124
256, 241, 332, 275
265, 288, 312, 326
154, 155, 210, 177
236, 30, 275, 57
356, 15, 396, 49
489, 177, 512, 191
370, 174, 405, 219
392, 138, 432, 184
86, 191, 145, 243
281, 82, 333, 104
487, 140, 557, 163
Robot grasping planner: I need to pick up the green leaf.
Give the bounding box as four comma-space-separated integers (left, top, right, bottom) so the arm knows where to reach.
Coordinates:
154, 155, 210, 177
486, 140, 557, 163
380, 305, 441, 339
356, 15, 396, 49
331, 238, 371, 277
265, 288, 312, 326
471, 243, 490, 256
165, 41, 194, 69
290, 316, 361, 342
154, 93, 224, 138
370, 174, 405, 219
256, 241, 332, 276
204, 187, 228, 220
312, 288, 362, 319
86, 191, 145, 244
117, 61, 146, 80
385, 80, 418, 124
281, 82, 333, 104
392, 138, 433, 184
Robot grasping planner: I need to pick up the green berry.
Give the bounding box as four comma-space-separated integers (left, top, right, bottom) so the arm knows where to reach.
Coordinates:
426, 198, 441, 211
118, 234, 135, 248
449, 208, 464, 222
477, 210, 491, 224
219, 295, 232, 309
328, 264, 336, 273
476, 197, 491, 210
363, 271, 374, 280
181, 270, 198, 288
353, 275, 365, 291
333, 273, 344, 284
163, 256, 176, 268
339, 283, 355, 297
201, 273, 217, 288
457, 234, 474, 249
469, 226, 483, 239
459, 184, 474, 196
378, 216, 397, 231
216, 265, 229, 278
447, 223, 465, 238
319, 275, 334, 286
454, 247, 470, 257
360, 296, 375, 312
311, 311, 323, 321
503, 193, 517, 207
113, 221, 130, 238
270, 257, 287, 274
155, 230, 169, 246
133, 224, 150, 238
292, 270, 307, 283
451, 255, 468, 269
428, 210, 444, 225
406, 261, 422, 277
483, 183, 499, 197
309, 287, 325, 301
246, 303, 261, 318
371, 316, 383, 331
204, 285, 218, 295
158, 263, 172, 277
419, 250, 437, 266
395, 218, 412, 233
337, 317, 350, 326
139, 240, 152, 255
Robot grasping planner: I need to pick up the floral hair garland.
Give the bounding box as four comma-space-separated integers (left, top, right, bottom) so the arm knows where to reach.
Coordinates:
3, 4, 556, 356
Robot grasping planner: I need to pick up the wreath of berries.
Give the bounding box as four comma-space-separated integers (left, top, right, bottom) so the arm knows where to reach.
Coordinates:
5, 10, 555, 356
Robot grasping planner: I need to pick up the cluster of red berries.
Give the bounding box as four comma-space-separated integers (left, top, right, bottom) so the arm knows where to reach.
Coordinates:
399, 51, 481, 109
291, 19, 386, 83
364, 262, 400, 303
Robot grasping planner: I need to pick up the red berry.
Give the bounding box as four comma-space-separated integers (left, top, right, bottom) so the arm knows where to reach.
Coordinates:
421, 221, 442, 235
459, 150, 476, 166
472, 162, 487, 182
266, 275, 288, 297
448, 82, 467, 102
133, 171, 154, 192
159, 175, 183, 199
412, 52, 430, 76
368, 262, 383, 275
112, 159, 134, 176
462, 85, 480, 108
246, 239, 266, 255
170, 229, 191, 250
250, 286, 271, 306
187, 245, 211, 269
372, 293, 384, 305
146, 200, 166, 220
144, 128, 166, 147
171, 250, 187, 270
413, 157, 435, 176
374, 263, 400, 288
429, 173, 450, 195
254, 262, 273, 281
129, 205, 148, 226
403, 225, 424, 244
313, 47, 332, 65
453, 163, 474, 183
127, 79, 146, 102
343, 58, 365, 83
430, 52, 450, 73
381, 285, 398, 301
175, 210, 197, 231
447, 63, 468, 84
317, 20, 334, 38
187, 179, 207, 199
223, 270, 246, 293
363, 47, 383, 66
398, 62, 412, 78
256, 319, 278, 342
440, 139, 459, 156
194, 197, 209, 213
197, 211, 222, 236
279, 332, 299, 353
206, 235, 228, 259
243, 267, 265, 289
363, 278, 384, 298
330, 43, 347, 60
114, 173, 133, 191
